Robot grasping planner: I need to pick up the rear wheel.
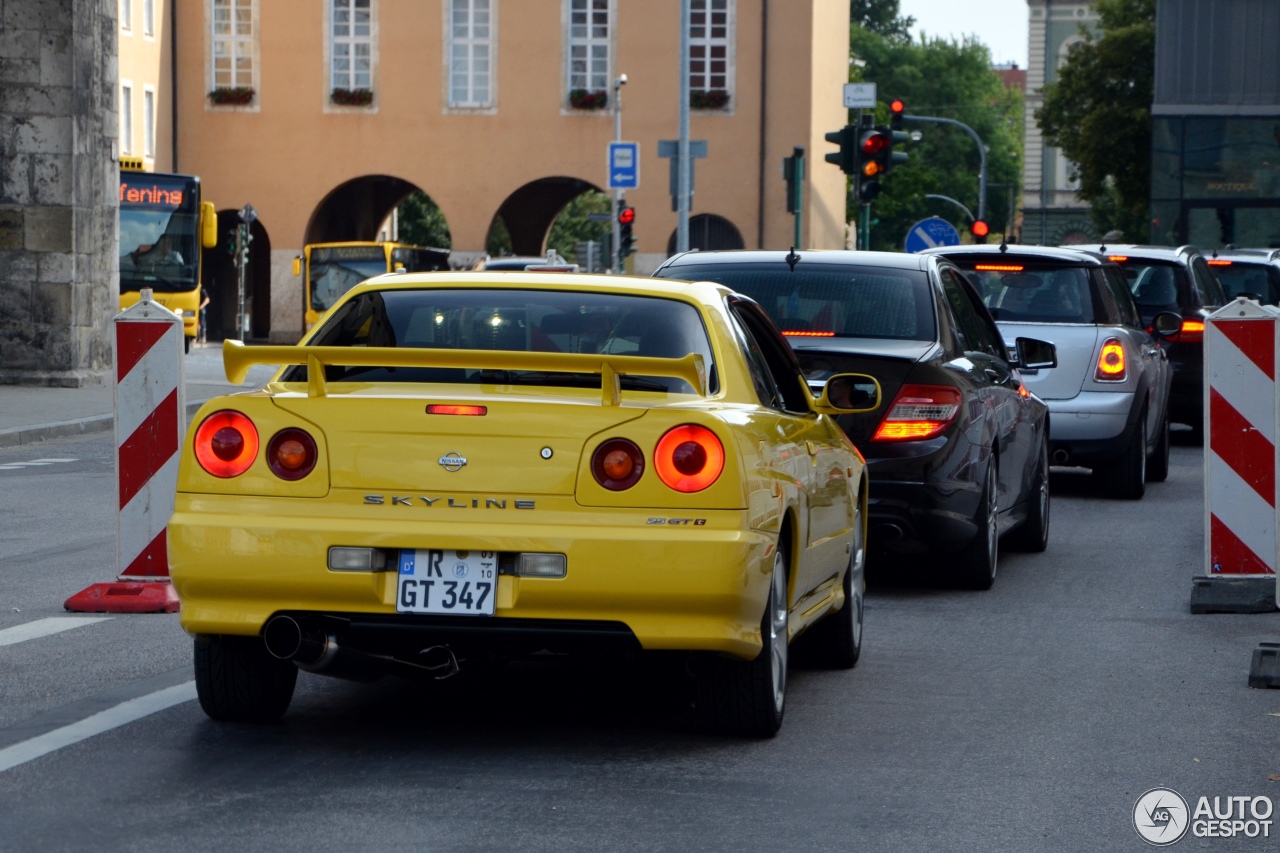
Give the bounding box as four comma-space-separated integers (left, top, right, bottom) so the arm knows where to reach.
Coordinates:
1007, 439, 1050, 553
1147, 413, 1171, 483
1097, 413, 1146, 500
958, 457, 998, 590
694, 546, 788, 737
194, 634, 297, 722
795, 508, 864, 669
183, 335, 192, 354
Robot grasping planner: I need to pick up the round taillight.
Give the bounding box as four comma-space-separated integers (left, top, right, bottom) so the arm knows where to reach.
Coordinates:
654, 424, 724, 493
591, 438, 644, 491
194, 410, 259, 478
267, 428, 318, 480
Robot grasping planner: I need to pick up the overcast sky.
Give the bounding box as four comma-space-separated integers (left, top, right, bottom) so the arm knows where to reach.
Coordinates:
898, 0, 1031, 68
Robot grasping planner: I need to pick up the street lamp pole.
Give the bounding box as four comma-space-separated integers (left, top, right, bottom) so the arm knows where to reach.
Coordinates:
676, 0, 691, 253
903, 115, 988, 221
611, 73, 627, 274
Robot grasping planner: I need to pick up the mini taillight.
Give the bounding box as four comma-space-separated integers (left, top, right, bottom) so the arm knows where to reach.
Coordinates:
872, 385, 963, 442
974, 264, 1023, 272
1095, 338, 1126, 381
1178, 319, 1206, 343
591, 438, 644, 491
267, 428, 318, 480
654, 424, 725, 492
426, 404, 487, 416
194, 410, 259, 478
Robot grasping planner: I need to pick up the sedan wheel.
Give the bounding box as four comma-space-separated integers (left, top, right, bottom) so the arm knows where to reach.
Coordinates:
1147, 414, 1171, 483
194, 634, 297, 722
959, 458, 999, 590
1007, 440, 1050, 553
1097, 413, 1147, 500
795, 508, 864, 669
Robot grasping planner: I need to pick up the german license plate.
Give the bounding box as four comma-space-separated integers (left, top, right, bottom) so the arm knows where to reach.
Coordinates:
396, 549, 497, 616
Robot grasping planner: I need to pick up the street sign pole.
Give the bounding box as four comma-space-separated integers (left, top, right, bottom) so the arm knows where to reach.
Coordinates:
611, 75, 626, 274
677, 0, 691, 253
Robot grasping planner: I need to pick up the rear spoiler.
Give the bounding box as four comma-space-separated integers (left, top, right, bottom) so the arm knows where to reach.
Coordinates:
222, 340, 708, 405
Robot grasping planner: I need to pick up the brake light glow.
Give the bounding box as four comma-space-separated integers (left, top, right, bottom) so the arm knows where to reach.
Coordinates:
267, 428, 318, 480
591, 438, 645, 491
1207, 259, 1233, 266
426, 404, 487, 416
654, 424, 725, 492
872, 385, 963, 442
782, 330, 836, 337
1095, 338, 1126, 381
974, 264, 1023, 272
1108, 256, 1129, 262
194, 410, 259, 478
1179, 319, 1206, 342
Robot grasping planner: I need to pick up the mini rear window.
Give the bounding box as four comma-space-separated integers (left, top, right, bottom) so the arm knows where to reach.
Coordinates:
657, 263, 935, 342
953, 262, 1099, 324
287, 288, 715, 394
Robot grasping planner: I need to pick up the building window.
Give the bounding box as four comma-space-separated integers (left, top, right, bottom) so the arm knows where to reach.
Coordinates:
143, 87, 155, 157
449, 0, 492, 108
331, 0, 373, 92
212, 0, 255, 90
143, 0, 154, 36
121, 0, 132, 32
120, 84, 133, 154
689, 0, 732, 108
567, 0, 610, 97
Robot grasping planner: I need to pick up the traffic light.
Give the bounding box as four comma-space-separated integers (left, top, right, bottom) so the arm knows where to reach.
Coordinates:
857, 128, 890, 202
887, 99, 911, 170
970, 219, 990, 244
823, 125, 857, 175
618, 205, 636, 258
782, 147, 805, 214
890, 99, 906, 130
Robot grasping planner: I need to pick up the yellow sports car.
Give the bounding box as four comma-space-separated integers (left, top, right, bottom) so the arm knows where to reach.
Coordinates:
169, 273, 879, 737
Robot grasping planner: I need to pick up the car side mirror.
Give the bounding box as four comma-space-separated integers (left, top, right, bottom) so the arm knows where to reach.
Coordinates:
811, 372, 881, 415
292, 256, 302, 277
1016, 337, 1057, 370
1151, 310, 1182, 338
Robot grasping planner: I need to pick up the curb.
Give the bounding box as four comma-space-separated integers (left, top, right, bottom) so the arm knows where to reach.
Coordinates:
0, 399, 213, 448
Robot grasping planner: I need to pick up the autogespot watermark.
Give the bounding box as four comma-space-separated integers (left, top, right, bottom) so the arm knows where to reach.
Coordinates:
1133, 787, 1276, 845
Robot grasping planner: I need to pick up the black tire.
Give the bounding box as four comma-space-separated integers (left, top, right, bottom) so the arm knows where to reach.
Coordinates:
694, 546, 788, 737
1007, 439, 1050, 553
1147, 413, 1171, 483
958, 457, 998, 590
794, 507, 865, 669
1097, 413, 1146, 500
194, 634, 297, 722
183, 335, 192, 354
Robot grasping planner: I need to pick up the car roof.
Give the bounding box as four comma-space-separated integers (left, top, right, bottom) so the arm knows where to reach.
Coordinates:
921, 244, 1107, 265
658, 249, 930, 273
1085, 244, 1202, 263
1212, 248, 1280, 263
353, 270, 738, 305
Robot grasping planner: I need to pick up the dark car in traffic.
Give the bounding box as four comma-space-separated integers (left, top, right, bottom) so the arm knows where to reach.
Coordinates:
1203, 249, 1280, 305
654, 250, 1057, 590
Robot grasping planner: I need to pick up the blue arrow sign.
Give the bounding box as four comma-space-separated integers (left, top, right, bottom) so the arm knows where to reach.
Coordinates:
608, 141, 639, 190
905, 216, 961, 253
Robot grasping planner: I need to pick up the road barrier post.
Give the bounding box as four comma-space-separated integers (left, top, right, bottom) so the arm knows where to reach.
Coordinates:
65, 289, 184, 613
1192, 297, 1280, 615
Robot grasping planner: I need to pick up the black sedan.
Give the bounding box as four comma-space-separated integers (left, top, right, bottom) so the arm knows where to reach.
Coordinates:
654, 250, 1057, 590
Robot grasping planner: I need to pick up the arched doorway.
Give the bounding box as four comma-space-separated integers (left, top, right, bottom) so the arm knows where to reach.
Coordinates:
305, 174, 444, 245
666, 214, 746, 254
487, 177, 603, 257
202, 213, 272, 342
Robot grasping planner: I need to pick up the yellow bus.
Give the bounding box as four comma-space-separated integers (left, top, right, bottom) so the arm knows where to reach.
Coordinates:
118, 160, 218, 352
296, 241, 450, 330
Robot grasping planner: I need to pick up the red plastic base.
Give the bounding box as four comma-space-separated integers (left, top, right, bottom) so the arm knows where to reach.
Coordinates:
63, 581, 181, 614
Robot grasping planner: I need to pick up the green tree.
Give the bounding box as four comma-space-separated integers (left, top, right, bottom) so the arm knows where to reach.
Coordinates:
547, 190, 612, 267
1036, 0, 1155, 241
851, 0, 914, 41
848, 27, 1024, 250
395, 191, 452, 249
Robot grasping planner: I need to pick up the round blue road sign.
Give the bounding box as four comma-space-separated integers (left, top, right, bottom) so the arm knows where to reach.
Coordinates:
904, 217, 961, 253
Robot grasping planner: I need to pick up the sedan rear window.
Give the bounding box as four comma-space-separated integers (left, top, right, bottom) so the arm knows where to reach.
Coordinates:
659, 263, 935, 341
289, 288, 715, 393
1115, 261, 1188, 312
1211, 261, 1280, 304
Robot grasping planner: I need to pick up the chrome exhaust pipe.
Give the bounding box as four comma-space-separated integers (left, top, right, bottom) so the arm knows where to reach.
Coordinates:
1052, 448, 1070, 465
263, 614, 328, 665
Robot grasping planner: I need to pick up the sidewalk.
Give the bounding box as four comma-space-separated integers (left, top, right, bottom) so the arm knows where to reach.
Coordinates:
0, 341, 279, 448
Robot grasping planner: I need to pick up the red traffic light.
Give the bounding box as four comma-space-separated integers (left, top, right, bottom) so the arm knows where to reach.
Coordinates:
860, 132, 888, 156
971, 220, 990, 238
890, 99, 905, 115
618, 207, 635, 225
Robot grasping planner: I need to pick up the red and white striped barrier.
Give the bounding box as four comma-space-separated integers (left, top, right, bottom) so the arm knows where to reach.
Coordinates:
65, 289, 183, 613
1194, 297, 1280, 613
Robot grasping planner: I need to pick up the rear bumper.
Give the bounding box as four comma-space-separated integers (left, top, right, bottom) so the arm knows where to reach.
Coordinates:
1044, 390, 1137, 466
169, 491, 773, 660
863, 436, 984, 551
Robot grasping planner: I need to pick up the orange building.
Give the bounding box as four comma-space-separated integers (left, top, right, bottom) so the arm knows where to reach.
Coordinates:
156, 0, 849, 342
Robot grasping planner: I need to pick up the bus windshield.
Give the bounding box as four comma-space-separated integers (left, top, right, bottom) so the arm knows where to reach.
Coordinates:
309, 246, 390, 311
119, 173, 200, 293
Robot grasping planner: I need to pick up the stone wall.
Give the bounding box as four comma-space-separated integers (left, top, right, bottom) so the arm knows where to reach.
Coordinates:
0, 0, 116, 386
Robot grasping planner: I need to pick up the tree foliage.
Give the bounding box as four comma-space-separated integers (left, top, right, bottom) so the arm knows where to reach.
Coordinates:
849, 27, 1024, 250
547, 191, 612, 267
851, 0, 914, 41
395, 191, 452, 249
1036, 0, 1155, 241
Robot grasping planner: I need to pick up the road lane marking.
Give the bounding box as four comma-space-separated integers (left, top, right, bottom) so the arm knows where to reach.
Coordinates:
0, 458, 79, 471
0, 617, 112, 647
0, 681, 196, 773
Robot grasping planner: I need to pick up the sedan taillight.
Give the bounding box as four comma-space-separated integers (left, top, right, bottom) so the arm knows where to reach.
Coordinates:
1178, 319, 1205, 343
1095, 338, 1126, 381
591, 438, 645, 491
872, 384, 962, 442
654, 424, 725, 492
267, 428, 318, 480
194, 410, 259, 478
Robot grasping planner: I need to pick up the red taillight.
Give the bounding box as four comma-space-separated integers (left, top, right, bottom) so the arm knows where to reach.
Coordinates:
782, 330, 836, 337
267, 428, 318, 480
654, 424, 725, 492
426, 404, 487, 416
1095, 338, 1126, 381
194, 410, 259, 478
1108, 255, 1129, 262
974, 264, 1023, 272
872, 385, 962, 442
1178, 319, 1206, 342
1207, 259, 1233, 266
591, 438, 645, 491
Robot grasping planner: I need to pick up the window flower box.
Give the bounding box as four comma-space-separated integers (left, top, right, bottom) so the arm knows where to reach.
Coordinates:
690, 89, 730, 110
208, 86, 256, 106
331, 88, 374, 107
569, 88, 609, 110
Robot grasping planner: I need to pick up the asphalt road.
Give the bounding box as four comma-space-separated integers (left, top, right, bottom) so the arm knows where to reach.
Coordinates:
1, 430, 1278, 851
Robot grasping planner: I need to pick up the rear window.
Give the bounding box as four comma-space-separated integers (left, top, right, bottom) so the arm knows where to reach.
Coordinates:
952, 261, 1099, 324
288, 288, 715, 393
1210, 261, 1280, 304
1114, 260, 1188, 312
657, 262, 935, 342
